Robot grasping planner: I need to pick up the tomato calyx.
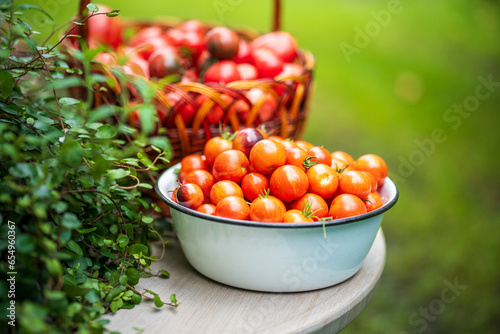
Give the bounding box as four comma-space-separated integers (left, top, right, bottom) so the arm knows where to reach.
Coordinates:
303, 156, 318, 169
334, 164, 351, 174
258, 188, 271, 199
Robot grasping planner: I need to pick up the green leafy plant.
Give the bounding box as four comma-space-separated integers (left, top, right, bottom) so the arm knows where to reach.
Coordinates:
0, 2, 177, 333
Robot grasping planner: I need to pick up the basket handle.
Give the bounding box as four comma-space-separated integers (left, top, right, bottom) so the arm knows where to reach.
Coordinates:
76, 0, 282, 46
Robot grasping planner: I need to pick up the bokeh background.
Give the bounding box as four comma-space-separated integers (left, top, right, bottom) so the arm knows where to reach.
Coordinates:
19, 0, 500, 332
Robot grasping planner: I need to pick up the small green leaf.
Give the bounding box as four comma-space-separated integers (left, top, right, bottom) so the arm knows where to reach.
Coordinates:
142, 216, 154, 224
127, 244, 148, 255
116, 234, 129, 248
159, 270, 170, 278
59, 97, 81, 106
107, 168, 130, 179
153, 294, 164, 307
66, 240, 83, 256
131, 293, 142, 304
119, 274, 128, 286
106, 10, 120, 17
138, 183, 153, 189
96, 124, 117, 139
85, 289, 100, 303
125, 268, 140, 285
62, 213, 81, 229
86, 3, 99, 12
0, 70, 14, 99
170, 294, 178, 305
110, 300, 119, 313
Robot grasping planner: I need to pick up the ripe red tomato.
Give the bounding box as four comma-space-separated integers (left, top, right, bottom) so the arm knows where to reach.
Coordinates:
236, 63, 258, 80
204, 60, 241, 84
183, 170, 215, 201
233, 99, 251, 123
87, 5, 123, 49
210, 180, 244, 205
331, 151, 354, 165
361, 171, 378, 192
211, 150, 249, 184
251, 31, 298, 63
180, 154, 208, 181
130, 26, 163, 46
178, 20, 206, 35
215, 196, 250, 220
240, 172, 269, 202
136, 36, 168, 60
245, 88, 277, 122
365, 191, 384, 212
176, 183, 204, 210
205, 27, 240, 60
329, 194, 367, 219
285, 147, 308, 172
123, 56, 150, 78
163, 28, 184, 47
148, 46, 182, 78
353, 154, 388, 188
161, 91, 197, 127
283, 209, 314, 223
232, 128, 264, 157
307, 146, 332, 166
181, 31, 206, 62
331, 158, 353, 173
196, 203, 216, 215
339, 171, 372, 199
249, 139, 286, 175
251, 48, 284, 79
249, 195, 286, 222
270, 165, 309, 202
280, 140, 298, 152
291, 193, 329, 220
306, 164, 339, 199
203, 136, 233, 168
234, 39, 253, 64
195, 93, 232, 125
295, 140, 314, 152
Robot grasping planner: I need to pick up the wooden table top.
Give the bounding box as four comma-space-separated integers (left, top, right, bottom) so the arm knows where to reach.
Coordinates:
104, 229, 386, 334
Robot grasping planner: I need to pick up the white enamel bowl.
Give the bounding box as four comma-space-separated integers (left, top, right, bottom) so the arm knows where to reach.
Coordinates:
155, 163, 398, 292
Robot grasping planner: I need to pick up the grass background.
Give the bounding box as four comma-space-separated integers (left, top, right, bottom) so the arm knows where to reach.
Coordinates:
19, 0, 500, 332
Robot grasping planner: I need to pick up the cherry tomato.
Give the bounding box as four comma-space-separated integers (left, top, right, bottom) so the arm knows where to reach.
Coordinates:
87, 5, 123, 49
339, 170, 372, 199
280, 140, 298, 152
163, 28, 184, 47
162, 91, 197, 127
183, 170, 215, 201
180, 154, 208, 181
196, 203, 216, 215
130, 26, 163, 46
295, 140, 314, 152
306, 164, 339, 199
204, 60, 241, 84
210, 180, 244, 205
212, 149, 249, 184
270, 165, 309, 202
365, 191, 384, 212
249, 195, 286, 222
361, 171, 378, 192
329, 194, 367, 219
331, 151, 354, 165
136, 36, 168, 60
249, 139, 286, 175
205, 27, 240, 60
178, 20, 206, 35
245, 88, 278, 122
240, 172, 269, 202
331, 158, 353, 174
176, 183, 204, 210
181, 31, 206, 62
353, 154, 388, 187
268, 135, 284, 143
232, 128, 264, 157
251, 48, 284, 79
234, 39, 253, 64
170, 186, 180, 204
307, 146, 332, 166
215, 196, 250, 220
251, 31, 298, 63
195, 94, 232, 125
148, 47, 182, 78
291, 193, 328, 220
203, 136, 233, 168
236, 63, 258, 80
233, 99, 251, 123
283, 209, 314, 223
285, 147, 308, 172
123, 56, 150, 78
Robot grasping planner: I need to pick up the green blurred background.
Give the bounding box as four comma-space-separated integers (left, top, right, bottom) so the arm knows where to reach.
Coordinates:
19, 0, 500, 332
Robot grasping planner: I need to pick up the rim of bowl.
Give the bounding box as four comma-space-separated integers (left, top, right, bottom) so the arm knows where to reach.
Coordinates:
155, 164, 399, 229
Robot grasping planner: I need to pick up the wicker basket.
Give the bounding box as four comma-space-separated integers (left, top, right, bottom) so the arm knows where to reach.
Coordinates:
72, 0, 315, 165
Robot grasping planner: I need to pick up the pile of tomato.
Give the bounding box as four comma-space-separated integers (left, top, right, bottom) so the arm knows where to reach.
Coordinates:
79, 6, 306, 129
171, 128, 388, 223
